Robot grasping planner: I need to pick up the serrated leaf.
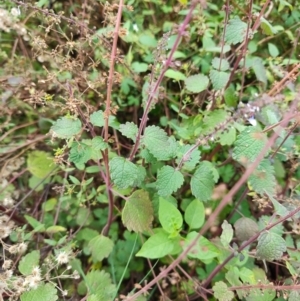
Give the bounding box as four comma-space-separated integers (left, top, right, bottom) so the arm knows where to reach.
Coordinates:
256, 231, 286, 261
136, 230, 176, 258
226, 268, 245, 299
184, 232, 219, 264
248, 159, 275, 195
165, 69, 186, 81
18, 250, 40, 276
20, 283, 58, 301
51, 117, 82, 139
234, 217, 259, 242
209, 69, 230, 90
119, 122, 138, 142
69, 142, 92, 165
197, 109, 229, 137
212, 57, 230, 71
258, 215, 284, 235
220, 220, 233, 247
213, 281, 234, 301
233, 126, 268, 164
132, 165, 147, 187
184, 199, 205, 230
88, 235, 114, 262
143, 126, 177, 160
85, 270, 116, 300
27, 151, 54, 178
225, 17, 249, 45
175, 144, 201, 171
91, 137, 108, 151
122, 190, 153, 232
109, 156, 138, 189
184, 74, 209, 93
289, 291, 300, 301
156, 166, 184, 196
90, 110, 119, 129
191, 161, 215, 201
159, 198, 183, 234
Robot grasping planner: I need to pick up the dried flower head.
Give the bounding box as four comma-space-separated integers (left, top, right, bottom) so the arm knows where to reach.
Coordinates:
56, 250, 69, 265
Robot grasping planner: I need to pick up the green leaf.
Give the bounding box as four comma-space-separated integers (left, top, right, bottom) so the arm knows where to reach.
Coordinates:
118, 122, 138, 142
256, 231, 286, 261
268, 43, 279, 58
184, 199, 205, 230
224, 85, 238, 107
143, 126, 177, 160
212, 281, 234, 301
122, 190, 153, 232
42, 198, 57, 212
184, 74, 209, 93
88, 235, 114, 262
132, 165, 147, 187
266, 192, 289, 217
91, 137, 108, 151
175, 144, 201, 171
159, 197, 183, 234
18, 250, 40, 276
165, 69, 186, 81
131, 62, 148, 73
260, 17, 277, 35
76, 228, 98, 241
138, 33, 157, 47
278, 0, 293, 12
220, 220, 233, 247
234, 217, 259, 242
90, 110, 119, 129
219, 127, 236, 146
209, 70, 230, 90
225, 268, 245, 299
184, 232, 219, 264
136, 230, 176, 258
251, 57, 267, 84
191, 161, 215, 201
51, 117, 82, 139
46, 226, 67, 233
196, 109, 229, 137
85, 270, 116, 300
20, 283, 58, 301
289, 291, 300, 301
109, 156, 138, 189
27, 151, 54, 179
69, 142, 92, 165
69, 175, 81, 185
225, 17, 250, 45
24, 215, 45, 232
156, 166, 184, 197
232, 126, 268, 164
211, 57, 230, 71
248, 159, 276, 195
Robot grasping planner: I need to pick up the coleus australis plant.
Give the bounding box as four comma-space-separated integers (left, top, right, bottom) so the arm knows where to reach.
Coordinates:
46, 3, 300, 301
48, 77, 300, 300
